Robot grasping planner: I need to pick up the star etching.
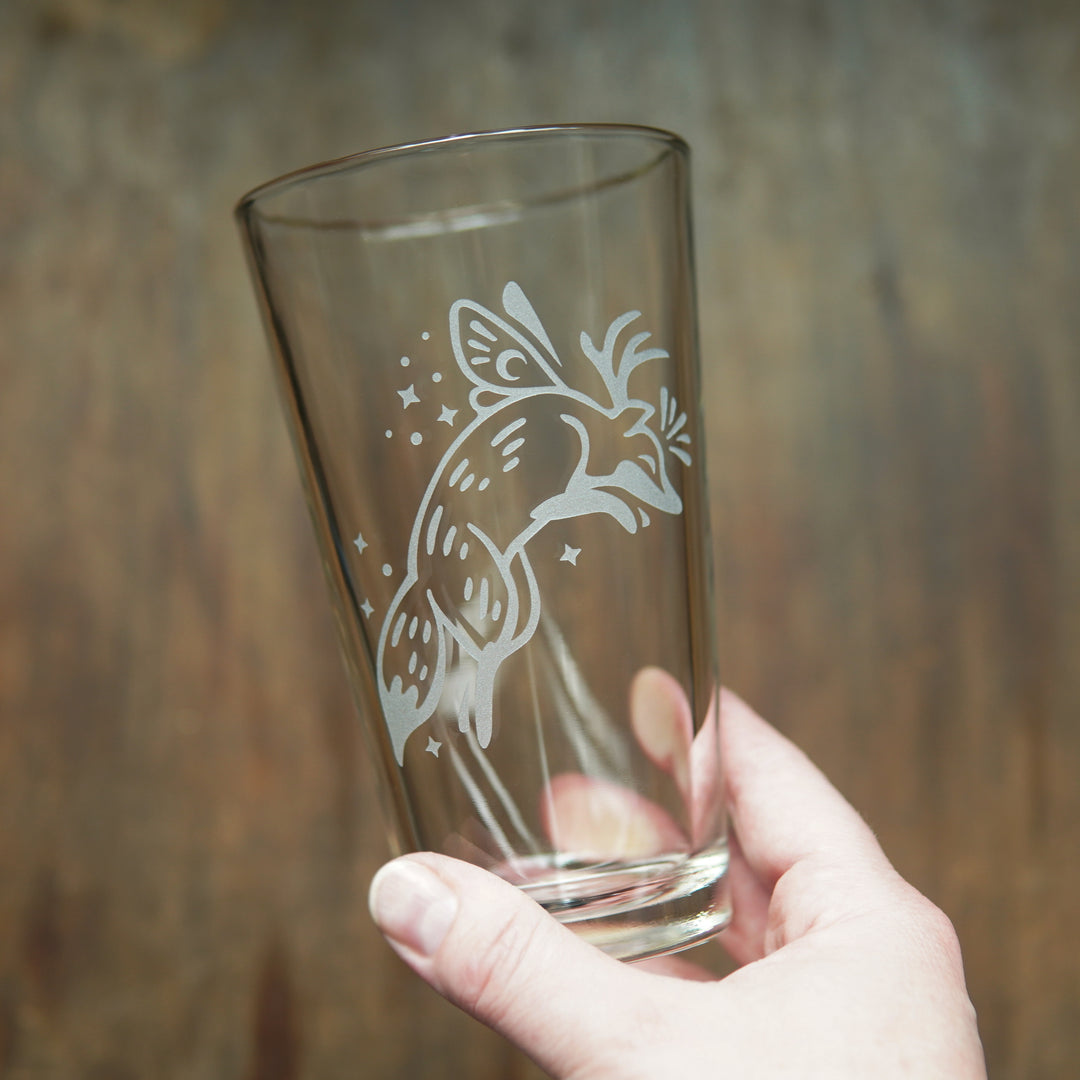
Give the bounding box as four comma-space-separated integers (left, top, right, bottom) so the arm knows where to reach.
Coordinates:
360, 599, 374, 618
397, 384, 420, 409
438, 405, 458, 426
353, 532, 368, 554
560, 544, 581, 566
425, 737, 442, 758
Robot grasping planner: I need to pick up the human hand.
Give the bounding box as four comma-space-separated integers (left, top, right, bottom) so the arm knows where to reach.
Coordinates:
368, 691, 986, 1078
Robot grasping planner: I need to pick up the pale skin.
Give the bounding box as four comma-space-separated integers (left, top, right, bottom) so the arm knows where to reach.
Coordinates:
368, 691, 987, 1079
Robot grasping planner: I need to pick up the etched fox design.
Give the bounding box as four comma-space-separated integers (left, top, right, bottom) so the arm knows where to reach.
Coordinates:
376, 282, 691, 764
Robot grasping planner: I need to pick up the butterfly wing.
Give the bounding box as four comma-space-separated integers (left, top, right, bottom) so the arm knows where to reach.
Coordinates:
450, 281, 564, 393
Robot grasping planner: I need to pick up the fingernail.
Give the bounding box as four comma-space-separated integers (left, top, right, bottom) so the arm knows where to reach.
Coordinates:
369, 859, 458, 957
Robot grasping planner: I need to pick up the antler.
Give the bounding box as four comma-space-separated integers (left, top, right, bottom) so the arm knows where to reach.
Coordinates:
580, 311, 669, 409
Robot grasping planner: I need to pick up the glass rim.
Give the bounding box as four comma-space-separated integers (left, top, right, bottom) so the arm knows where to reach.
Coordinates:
233, 122, 689, 226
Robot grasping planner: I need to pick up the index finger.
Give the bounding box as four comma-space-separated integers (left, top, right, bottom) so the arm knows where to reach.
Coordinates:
720, 690, 894, 892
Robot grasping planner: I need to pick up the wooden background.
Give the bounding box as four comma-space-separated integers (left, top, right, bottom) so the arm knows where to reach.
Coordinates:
2, 0, 1078, 1076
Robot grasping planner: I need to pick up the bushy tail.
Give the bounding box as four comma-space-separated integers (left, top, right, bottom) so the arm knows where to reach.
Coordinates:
377, 577, 446, 764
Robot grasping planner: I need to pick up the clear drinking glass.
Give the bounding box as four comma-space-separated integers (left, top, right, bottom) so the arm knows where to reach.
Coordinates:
235, 124, 730, 960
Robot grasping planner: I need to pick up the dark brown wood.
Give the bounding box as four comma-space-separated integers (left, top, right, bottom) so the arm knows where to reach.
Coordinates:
1, 1, 1077, 1076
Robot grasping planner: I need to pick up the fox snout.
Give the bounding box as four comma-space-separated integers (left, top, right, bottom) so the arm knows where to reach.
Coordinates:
529, 405, 681, 533
612, 406, 681, 510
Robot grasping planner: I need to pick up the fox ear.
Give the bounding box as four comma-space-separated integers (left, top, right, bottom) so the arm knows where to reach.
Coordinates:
450, 282, 563, 393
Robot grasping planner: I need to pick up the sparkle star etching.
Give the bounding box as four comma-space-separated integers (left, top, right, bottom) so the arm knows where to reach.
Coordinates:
375, 281, 692, 765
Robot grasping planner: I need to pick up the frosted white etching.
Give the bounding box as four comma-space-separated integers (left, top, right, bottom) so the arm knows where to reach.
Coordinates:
376, 281, 692, 764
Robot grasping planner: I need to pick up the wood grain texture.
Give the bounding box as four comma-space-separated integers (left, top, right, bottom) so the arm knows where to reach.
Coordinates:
1, 0, 1077, 1076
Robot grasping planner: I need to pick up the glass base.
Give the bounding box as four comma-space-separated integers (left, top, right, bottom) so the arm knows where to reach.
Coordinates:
503, 844, 731, 962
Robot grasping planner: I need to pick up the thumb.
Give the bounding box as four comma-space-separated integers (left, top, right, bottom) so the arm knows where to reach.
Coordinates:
368, 853, 654, 1076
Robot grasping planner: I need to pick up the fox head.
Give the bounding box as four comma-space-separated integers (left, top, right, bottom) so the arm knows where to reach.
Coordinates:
528, 401, 682, 535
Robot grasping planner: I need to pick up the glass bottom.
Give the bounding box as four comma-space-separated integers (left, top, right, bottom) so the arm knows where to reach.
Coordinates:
496, 843, 731, 962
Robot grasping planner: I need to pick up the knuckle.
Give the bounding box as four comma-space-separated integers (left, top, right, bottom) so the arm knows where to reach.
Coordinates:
920, 900, 965, 962
894, 886, 966, 972
452, 909, 545, 1025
